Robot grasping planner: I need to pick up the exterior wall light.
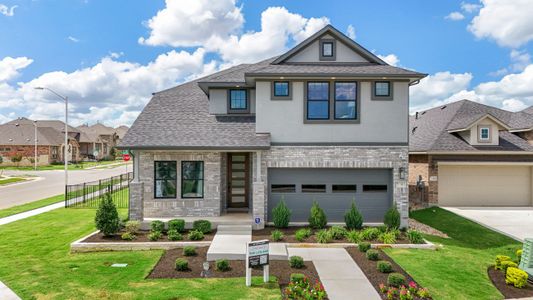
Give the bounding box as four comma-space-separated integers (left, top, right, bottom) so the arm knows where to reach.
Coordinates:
399, 167, 406, 180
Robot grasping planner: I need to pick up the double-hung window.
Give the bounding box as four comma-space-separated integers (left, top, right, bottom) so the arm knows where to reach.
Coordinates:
181, 161, 204, 198
154, 161, 177, 198
334, 82, 357, 120
306, 82, 329, 120
228, 89, 248, 112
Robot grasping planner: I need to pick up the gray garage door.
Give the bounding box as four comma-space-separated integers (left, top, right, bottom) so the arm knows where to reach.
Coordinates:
268, 168, 392, 223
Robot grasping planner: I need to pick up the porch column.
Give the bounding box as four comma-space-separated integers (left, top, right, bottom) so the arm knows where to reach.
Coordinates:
252, 151, 265, 229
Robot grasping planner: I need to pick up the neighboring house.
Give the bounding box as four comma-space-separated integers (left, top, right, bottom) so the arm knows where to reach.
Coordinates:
409, 100, 533, 208
0, 118, 80, 165
77, 123, 128, 160
119, 25, 426, 229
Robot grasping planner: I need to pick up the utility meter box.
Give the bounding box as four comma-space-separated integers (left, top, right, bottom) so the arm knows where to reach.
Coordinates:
519, 238, 533, 278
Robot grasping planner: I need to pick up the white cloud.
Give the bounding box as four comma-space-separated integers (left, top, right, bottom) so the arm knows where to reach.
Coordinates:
138, 0, 244, 47
501, 99, 528, 111
410, 71, 473, 108
346, 24, 356, 40
488, 49, 531, 76
468, 0, 533, 48
461, 2, 482, 13
0, 56, 33, 82
67, 36, 80, 43
445, 12, 465, 21
205, 7, 329, 64
476, 64, 533, 99
0, 4, 16, 17
377, 54, 399, 66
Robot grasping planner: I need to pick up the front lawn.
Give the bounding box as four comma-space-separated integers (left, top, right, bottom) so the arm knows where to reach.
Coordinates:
385, 207, 521, 300
0, 194, 63, 219
0, 208, 280, 299
0, 177, 26, 185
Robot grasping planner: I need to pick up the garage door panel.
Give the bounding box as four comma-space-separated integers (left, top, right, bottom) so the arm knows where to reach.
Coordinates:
439, 165, 531, 206
268, 168, 392, 223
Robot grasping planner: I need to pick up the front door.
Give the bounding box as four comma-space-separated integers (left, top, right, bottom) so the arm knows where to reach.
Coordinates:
227, 153, 249, 208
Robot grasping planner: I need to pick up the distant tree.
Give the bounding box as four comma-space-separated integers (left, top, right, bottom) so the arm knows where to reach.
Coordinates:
10, 154, 22, 167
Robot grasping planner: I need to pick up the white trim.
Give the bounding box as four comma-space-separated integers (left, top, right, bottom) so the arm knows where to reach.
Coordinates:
447, 114, 510, 133
438, 161, 533, 166
479, 126, 491, 141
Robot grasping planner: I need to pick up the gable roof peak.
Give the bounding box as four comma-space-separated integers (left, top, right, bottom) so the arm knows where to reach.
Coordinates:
271, 24, 387, 65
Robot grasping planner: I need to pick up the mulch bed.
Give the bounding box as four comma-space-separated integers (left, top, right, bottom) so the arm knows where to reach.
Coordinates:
253, 226, 410, 244
488, 266, 533, 299
147, 247, 321, 294
346, 247, 430, 300
83, 229, 217, 243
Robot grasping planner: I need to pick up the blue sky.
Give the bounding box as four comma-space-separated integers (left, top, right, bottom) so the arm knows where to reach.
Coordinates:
0, 0, 532, 126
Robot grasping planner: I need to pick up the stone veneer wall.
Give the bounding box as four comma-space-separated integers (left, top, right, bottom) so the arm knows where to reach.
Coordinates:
136, 151, 222, 218
253, 146, 410, 228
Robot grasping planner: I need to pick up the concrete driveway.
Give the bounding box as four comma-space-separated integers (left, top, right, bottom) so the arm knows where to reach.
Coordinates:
443, 206, 533, 242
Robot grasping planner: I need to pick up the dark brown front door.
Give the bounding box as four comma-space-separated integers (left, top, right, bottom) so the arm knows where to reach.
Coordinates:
227, 153, 249, 208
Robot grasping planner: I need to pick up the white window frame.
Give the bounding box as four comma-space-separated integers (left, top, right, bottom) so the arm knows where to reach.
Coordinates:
479, 126, 491, 141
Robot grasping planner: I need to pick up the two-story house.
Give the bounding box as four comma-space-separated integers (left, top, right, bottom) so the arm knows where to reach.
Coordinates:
409, 100, 533, 208
119, 25, 427, 229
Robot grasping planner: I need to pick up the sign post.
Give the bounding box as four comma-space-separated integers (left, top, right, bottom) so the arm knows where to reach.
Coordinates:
245, 240, 269, 286
519, 238, 533, 278
122, 153, 130, 174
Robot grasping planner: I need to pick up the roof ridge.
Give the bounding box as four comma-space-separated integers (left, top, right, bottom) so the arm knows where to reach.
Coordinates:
426, 101, 468, 150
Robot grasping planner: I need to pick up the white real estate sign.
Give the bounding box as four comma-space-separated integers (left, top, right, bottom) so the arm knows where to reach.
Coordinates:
245, 240, 269, 286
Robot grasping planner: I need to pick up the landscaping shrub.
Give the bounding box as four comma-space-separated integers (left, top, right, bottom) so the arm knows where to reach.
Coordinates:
377, 260, 392, 273
150, 220, 165, 233
295, 228, 312, 242
315, 229, 332, 244
121, 232, 135, 241
216, 259, 231, 272
148, 231, 162, 241
183, 246, 197, 256
272, 199, 291, 228
94, 193, 120, 236
289, 256, 305, 269
387, 273, 406, 287
167, 229, 183, 241
377, 232, 396, 244
495, 255, 512, 270
377, 225, 388, 233
168, 219, 185, 233
124, 220, 140, 234
500, 260, 518, 273
290, 273, 305, 283
506, 267, 528, 288
361, 227, 380, 241
366, 249, 379, 261
389, 228, 402, 238
344, 201, 363, 230
328, 226, 347, 240
384, 205, 401, 229
271, 229, 284, 241
517, 249, 523, 262
175, 258, 188, 271
358, 242, 371, 252
407, 230, 424, 244
346, 230, 362, 243
188, 229, 204, 241
192, 220, 212, 234
308, 202, 327, 229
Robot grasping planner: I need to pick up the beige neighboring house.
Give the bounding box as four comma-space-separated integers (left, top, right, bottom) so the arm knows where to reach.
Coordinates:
409, 100, 533, 208
77, 123, 129, 160
0, 117, 81, 166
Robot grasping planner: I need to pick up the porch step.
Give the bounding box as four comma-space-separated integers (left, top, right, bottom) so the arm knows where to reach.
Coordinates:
206, 225, 252, 261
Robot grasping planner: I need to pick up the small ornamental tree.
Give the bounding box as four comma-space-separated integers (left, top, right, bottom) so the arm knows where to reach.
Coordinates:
308, 201, 327, 229
95, 192, 120, 236
344, 200, 363, 230
384, 203, 401, 229
10, 154, 22, 167
272, 198, 291, 228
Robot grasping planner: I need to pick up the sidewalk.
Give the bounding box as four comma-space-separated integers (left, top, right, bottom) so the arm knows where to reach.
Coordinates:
0, 280, 20, 300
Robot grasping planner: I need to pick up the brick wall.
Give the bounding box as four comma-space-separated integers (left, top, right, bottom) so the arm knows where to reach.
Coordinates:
0, 145, 53, 166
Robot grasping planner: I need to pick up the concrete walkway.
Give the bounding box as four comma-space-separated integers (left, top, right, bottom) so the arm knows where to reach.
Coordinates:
287, 247, 380, 300
0, 201, 64, 226
443, 206, 533, 242
206, 225, 252, 261
0, 280, 21, 300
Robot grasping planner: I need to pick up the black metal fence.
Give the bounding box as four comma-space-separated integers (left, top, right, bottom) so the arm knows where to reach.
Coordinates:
65, 172, 132, 208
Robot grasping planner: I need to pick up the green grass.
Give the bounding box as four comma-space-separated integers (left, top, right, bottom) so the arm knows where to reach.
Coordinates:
0, 177, 26, 185
385, 207, 521, 300
0, 209, 281, 299
0, 160, 125, 171
0, 194, 64, 219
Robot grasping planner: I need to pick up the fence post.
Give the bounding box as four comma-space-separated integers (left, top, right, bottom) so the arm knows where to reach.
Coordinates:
64, 185, 68, 208
83, 182, 86, 204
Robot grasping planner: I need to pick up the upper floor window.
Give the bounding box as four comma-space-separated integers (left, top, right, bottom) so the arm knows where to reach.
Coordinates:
228, 89, 249, 113
479, 126, 490, 141
322, 42, 333, 57
334, 82, 357, 120
273, 81, 289, 97
319, 39, 336, 61
372, 81, 393, 100
306, 82, 329, 120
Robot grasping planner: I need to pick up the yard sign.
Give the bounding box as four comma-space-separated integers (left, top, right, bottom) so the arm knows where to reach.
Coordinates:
245, 240, 269, 286
519, 238, 533, 278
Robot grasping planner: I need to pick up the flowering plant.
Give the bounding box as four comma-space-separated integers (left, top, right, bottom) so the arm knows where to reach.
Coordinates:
378, 281, 431, 299
284, 276, 327, 300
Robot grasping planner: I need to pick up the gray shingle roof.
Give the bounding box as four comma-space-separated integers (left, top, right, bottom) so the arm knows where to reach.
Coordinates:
0, 124, 64, 146
119, 80, 270, 150
522, 106, 533, 115
410, 100, 533, 152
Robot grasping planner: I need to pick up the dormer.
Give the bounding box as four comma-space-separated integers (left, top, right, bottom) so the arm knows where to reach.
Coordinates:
448, 114, 510, 146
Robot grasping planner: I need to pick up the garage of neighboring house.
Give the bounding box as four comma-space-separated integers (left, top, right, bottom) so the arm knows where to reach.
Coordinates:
267, 168, 392, 223
438, 163, 533, 207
